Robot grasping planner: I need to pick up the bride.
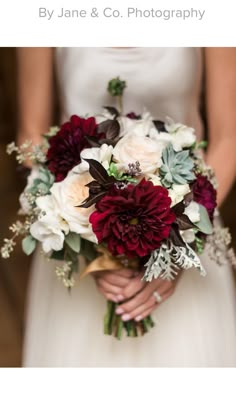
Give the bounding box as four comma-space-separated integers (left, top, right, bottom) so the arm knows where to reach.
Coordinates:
17, 47, 236, 367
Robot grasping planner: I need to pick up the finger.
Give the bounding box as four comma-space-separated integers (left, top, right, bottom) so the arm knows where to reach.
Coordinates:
98, 272, 133, 288
134, 304, 157, 321
120, 294, 157, 321
96, 286, 118, 302
111, 269, 139, 278
116, 283, 154, 315
130, 286, 176, 322
120, 273, 146, 300
117, 277, 176, 316
96, 278, 122, 296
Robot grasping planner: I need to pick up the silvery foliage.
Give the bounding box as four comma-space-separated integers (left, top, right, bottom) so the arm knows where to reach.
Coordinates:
160, 144, 195, 188
143, 240, 206, 282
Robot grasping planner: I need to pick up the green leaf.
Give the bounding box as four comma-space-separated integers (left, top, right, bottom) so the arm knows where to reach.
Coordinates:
197, 140, 208, 150
50, 249, 65, 260
22, 235, 36, 255
65, 232, 81, 253
80, 239, 97, 262
194, 204, 213, 235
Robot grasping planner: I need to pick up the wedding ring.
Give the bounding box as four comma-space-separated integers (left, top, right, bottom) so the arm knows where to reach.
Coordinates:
153, 290, 162, 303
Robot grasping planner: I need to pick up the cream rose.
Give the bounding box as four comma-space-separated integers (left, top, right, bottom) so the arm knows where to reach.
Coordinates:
112, 133, 164, 175
50, 172, 97, 243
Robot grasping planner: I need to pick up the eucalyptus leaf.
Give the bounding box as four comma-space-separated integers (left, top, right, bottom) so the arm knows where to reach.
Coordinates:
22, 235, 36, 256
194, 204, 213, 235
65, 232, 81, 253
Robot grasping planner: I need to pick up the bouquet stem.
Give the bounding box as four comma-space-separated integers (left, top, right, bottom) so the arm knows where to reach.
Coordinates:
104, 300, 155, 339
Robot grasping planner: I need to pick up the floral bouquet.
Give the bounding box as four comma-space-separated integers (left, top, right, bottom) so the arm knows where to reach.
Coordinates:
2, 78, 235, 339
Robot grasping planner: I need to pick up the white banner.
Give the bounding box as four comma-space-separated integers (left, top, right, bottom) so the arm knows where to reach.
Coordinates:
0, 0, 235, 46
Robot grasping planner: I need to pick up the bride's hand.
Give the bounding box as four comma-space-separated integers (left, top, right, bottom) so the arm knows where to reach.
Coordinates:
115, 271, 182, 322
93, 269, 138, 303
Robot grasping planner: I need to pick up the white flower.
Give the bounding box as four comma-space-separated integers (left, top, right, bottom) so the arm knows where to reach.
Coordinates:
50, 172, 97, 243
180, 229, 196, 244
165, 119, 196, 151
30, 215, 65, 253
149, 118, 196, 152
72, 144, 113, 173
113, 133, 164, 175
169, 184, 190, 206
146, 173, 162, 186
184, 201, 200, 223
95, 109, 116, 124
118, 110, 156, 138
30, 195, 69, 253
19, 167, 40, 214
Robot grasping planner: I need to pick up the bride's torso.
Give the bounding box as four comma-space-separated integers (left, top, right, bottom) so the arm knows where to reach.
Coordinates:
55, 47, 203, 138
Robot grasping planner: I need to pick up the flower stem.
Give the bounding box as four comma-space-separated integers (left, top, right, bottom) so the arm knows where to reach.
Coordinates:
117, 96, 123, 114
104, 300, 115, 335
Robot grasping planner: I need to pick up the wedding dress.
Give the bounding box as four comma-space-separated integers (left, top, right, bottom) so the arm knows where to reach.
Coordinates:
23, 48, 236, 367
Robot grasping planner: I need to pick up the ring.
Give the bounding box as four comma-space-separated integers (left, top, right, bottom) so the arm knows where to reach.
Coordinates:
153, 290, 162, 303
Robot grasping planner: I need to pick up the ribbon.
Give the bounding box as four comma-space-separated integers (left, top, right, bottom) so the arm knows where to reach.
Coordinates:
79, 245, 139, 280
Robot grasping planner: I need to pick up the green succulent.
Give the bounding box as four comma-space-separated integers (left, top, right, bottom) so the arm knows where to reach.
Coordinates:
29, 167, 54, 197
160, 144, 195, 188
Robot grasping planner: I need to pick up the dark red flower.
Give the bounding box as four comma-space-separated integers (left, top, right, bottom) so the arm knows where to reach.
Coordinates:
192, 174, 217, 220
126, 112, 141, 120
90, 179, 176, 258
46, 115, 97, 182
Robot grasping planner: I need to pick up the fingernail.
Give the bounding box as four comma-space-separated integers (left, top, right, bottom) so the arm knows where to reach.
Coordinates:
116, 307, 124, 315
135, 315, 142, 322
121, 314, 131, 321
117, 294, 124, 301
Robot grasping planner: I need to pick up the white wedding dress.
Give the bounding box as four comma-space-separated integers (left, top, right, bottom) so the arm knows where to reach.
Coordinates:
23, 48, 236, 367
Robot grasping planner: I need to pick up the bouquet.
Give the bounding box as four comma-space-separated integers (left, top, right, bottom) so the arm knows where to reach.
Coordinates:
2, 78, 235, 339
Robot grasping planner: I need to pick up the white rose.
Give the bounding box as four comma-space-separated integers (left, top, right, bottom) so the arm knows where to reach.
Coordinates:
184, 201, 200, 223
169, 184, 190, 206
72, 144, 113, 174
50, 172, 97, 243
146, 173, 162, 186
30, 195, 69, 253
30, 215, 65, 253
118, 111, 156, 138
113, 133, 164, 175
165, 119, 196, 151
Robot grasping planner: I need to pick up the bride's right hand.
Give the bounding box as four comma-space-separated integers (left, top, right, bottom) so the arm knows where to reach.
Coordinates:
93, 269, 138, 303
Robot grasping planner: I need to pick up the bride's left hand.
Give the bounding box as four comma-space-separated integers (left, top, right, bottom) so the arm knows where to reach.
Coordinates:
115, 271, 182, 322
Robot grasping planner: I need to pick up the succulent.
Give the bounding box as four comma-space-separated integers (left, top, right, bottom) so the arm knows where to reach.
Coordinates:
160, 144, 195, 188
107, 77, 127, 97
29, 167, 54, 197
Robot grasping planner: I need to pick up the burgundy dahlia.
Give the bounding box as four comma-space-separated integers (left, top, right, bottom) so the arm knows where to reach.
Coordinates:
90, 179, 176, 258
46, 115, 97, 182
192, 174, 217, 220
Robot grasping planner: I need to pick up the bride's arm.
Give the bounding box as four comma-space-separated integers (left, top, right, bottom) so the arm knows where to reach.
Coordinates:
17, 47, 54, 146
205, 48, 236, 206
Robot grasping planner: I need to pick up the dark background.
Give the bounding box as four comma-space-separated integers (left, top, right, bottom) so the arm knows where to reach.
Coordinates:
0, 48, 235, 367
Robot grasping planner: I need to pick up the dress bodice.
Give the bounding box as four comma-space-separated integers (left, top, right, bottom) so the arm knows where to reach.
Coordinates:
55, 47, 203, 138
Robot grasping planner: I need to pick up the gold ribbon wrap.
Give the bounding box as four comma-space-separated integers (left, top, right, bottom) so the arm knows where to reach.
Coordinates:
79, 245, 139, 280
